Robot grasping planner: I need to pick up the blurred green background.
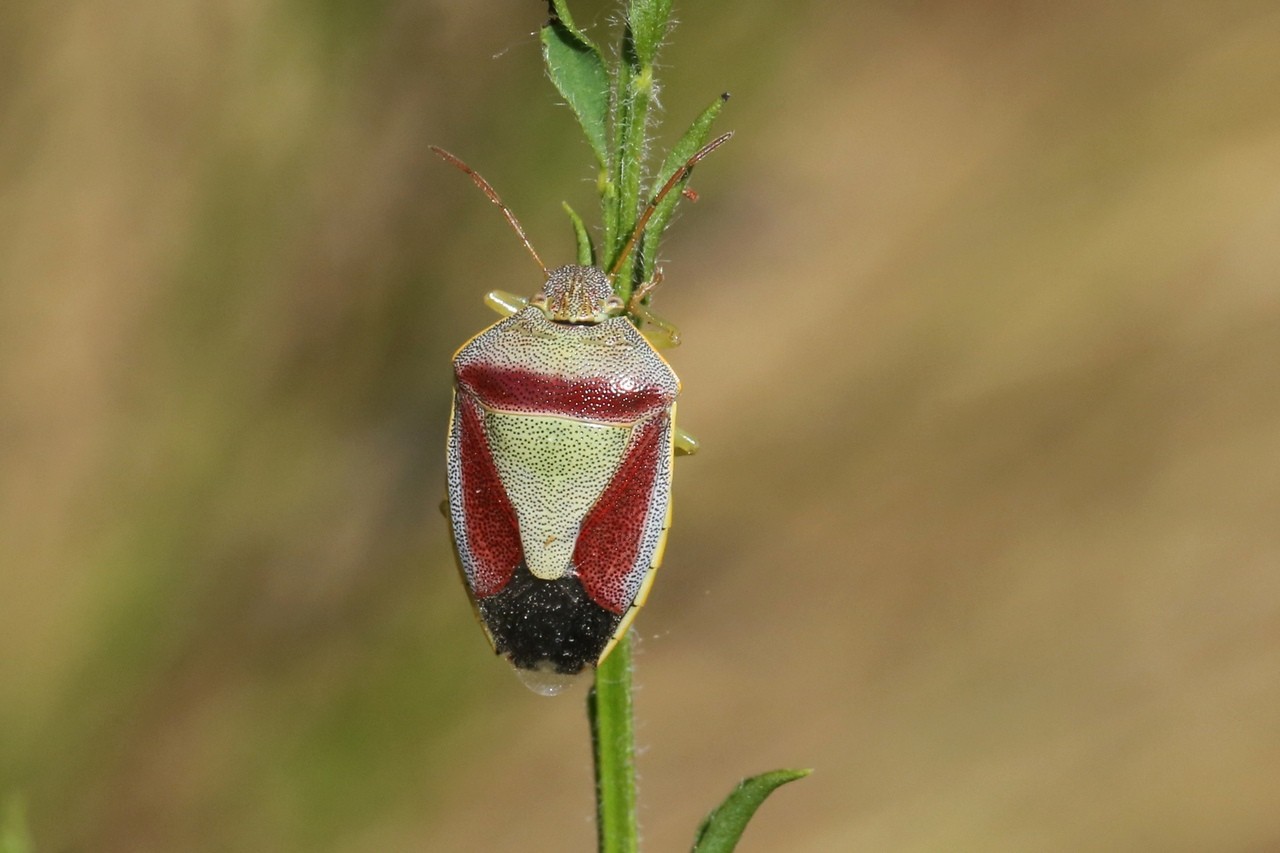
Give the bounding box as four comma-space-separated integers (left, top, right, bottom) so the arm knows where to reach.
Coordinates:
4, 1, 1280, 850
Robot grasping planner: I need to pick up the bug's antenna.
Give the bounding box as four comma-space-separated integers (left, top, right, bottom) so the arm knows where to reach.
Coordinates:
430, 146, 547, 274
608, 131, 734, 281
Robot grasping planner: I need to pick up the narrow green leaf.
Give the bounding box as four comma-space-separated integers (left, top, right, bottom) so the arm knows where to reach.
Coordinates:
627, 0, 673, 65
605, 53, 640, 282
691, 768, 811, 853
638, 93, 729, 284
541, 3, 610, 169
602, 10, 638, 265
606, 20, 664, 295
545, 0, 593, 43
590, 632, 639, 853
563, 201, 596, 266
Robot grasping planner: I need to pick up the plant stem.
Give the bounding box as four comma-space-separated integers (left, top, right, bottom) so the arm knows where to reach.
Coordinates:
589, 630, 638, 853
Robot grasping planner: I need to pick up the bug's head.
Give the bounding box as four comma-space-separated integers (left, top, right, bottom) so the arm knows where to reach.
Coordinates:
531, 265, 624, 324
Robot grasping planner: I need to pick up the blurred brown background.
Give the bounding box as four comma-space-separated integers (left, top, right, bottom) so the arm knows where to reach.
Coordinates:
3, 1, 1279, 850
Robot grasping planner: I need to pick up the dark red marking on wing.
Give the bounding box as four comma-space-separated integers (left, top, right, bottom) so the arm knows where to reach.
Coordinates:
573, 415, 666, 613
458, 363, 669, 423
457, 392, 522, 597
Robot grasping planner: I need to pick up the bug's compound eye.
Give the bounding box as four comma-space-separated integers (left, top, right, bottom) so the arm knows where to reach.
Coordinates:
603, 296, 625, 315
529, 293, 548, 307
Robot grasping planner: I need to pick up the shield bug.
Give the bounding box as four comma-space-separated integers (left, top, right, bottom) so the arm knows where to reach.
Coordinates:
434, 134, 731, 693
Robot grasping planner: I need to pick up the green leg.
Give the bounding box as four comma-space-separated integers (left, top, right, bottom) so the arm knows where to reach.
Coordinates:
674, 425, 699, 456
485, 290, 527, 317
635, 304, 682, 349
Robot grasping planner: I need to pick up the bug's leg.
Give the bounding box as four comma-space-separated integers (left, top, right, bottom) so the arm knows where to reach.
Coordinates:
629, 268, 682, 349
636, 306, 682, 349
674, 425, 700, 457
438, 498, 450, 518
485, 290, 528, 317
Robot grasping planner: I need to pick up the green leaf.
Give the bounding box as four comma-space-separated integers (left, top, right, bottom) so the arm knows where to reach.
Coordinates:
602, 24, 631, 256
605, 0, 669, 289
639, 93, 729, 284
627, 0, 673, 66
690, 768, 811, 853
541, 2, 610, 169
608, 66, 666, 289
545, 0, 592, 41
562, 201, 596, 266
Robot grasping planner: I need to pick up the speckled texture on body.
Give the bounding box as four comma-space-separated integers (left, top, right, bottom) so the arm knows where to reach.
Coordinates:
447, 269, 680, 674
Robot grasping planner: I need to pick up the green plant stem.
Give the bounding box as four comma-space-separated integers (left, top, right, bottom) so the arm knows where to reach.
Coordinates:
589, 630, 638, 853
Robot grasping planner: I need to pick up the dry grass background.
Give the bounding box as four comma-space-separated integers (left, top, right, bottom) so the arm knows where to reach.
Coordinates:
3, 1, 1280, 850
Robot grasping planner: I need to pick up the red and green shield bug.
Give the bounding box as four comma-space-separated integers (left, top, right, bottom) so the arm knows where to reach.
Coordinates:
433, 134, 731, 693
